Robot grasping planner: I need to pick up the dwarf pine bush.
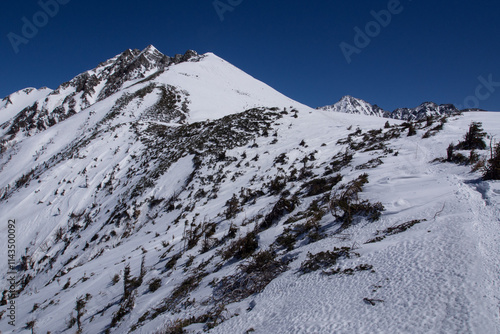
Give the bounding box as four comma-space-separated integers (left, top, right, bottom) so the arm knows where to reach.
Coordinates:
484, 143, 500, 180
456, 122, 487, 150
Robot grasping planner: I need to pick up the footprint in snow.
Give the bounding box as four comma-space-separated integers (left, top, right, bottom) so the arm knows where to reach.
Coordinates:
394, 199, 410, 207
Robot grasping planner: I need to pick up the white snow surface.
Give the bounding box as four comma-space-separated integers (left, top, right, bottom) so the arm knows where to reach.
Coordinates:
211, 112, 500, 334
0, 48, 498, 334
153, 52, 309, 122
0, 87, 52, 125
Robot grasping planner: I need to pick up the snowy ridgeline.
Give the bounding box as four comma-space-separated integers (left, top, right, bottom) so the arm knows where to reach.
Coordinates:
0, 46, 499, 333
317, 95, 464, 121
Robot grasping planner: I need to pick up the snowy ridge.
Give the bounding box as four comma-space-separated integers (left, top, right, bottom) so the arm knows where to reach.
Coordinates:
318, 95, 388, 117
0, 47, 499, 334
318, 96, 463, 121
391, 101, 461, 121
0, 47, 202, 142
0, 87, 52, 125
0, 46, 304, 152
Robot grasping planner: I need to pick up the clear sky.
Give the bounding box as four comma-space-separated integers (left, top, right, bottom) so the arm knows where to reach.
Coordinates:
1, 0, 499, 111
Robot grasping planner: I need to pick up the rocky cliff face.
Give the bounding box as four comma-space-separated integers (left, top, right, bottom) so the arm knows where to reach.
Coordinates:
0, 47, 202, 145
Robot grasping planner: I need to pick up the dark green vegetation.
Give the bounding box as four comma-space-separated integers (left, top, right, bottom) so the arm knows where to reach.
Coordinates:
484, 143, 500, 180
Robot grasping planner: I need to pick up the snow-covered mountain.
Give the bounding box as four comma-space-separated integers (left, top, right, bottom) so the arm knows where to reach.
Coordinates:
1, 45, 303, 145
0, 46, 499, 334
0, 87, 52, 126
318, 95, 388, 118
318, 96, 463, 121
391, 101, 461, 121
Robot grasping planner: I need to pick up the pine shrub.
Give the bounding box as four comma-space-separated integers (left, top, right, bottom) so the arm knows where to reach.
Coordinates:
299, 247, 358, 274
456, 122, 487, 150
220, 232, 258, 260
484, 143, 500, 180
329, 174, 384, 229
149, 278, 162, 292
407, 123, 417, 136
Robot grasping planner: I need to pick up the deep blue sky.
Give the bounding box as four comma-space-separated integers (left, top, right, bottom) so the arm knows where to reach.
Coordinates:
1, 0, 499, 111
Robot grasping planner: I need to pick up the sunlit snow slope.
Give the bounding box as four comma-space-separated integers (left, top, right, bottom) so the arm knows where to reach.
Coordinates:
0, 46, 498, 334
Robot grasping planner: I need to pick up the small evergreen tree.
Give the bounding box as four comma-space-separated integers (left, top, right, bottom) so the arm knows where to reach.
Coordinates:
25, 320, 36, 334
148, 278, 162, 292
225, 194, 240, 220
457, 122, 487, 150
384, 121, 390, 129
469, 150, 479, 164
139, 255, 146, 285
447, 143, 455, 162
425, 115, 433, 127
484, 143, 500, 180
407, 123, 417, 136
123, 264, 131, 300
75, 294, 91, 332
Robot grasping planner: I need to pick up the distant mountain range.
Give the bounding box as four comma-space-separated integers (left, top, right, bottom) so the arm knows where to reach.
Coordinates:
317, 95, 485, 121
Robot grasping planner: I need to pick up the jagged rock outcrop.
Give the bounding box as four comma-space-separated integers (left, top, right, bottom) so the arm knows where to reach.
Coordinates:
0, 47, 201, 142
390, 102, 460, 121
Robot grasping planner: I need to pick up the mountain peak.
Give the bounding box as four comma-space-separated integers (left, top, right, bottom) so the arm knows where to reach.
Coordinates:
0, 44, 499, 334
143, 44, 160, 54
54, 47, 202, 104
138, 45, 165, 63
0, 46, 301, 140
318, 95, 388, 117
319, 97, 462, 121
340, 95, 358, 101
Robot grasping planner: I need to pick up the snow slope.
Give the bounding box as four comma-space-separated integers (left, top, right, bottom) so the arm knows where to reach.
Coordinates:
151, 53, 307, 122
210, 112, 500, 334
0, 87, 52, 125
0, 46, 498, 334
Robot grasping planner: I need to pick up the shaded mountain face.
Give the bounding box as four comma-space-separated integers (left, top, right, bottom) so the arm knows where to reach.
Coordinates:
0, 46, 499, 334
318, 96, 463, 121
